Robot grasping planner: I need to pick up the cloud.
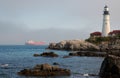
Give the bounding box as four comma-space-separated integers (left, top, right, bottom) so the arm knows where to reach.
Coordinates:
0, 25, 89, 45
0, 21, 26, 33
23, 28, 90, 44
0, 0, 120, 44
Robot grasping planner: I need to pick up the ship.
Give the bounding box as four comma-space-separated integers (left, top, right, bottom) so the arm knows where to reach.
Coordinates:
25, 40, 45, 45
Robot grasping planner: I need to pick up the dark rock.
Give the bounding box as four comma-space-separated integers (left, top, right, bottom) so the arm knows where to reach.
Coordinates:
63, 55, 71, 58
69, 53, 78, 56
33, 54, 41, 57
69, 51, 106, 57
99, 55, 120, 78
53, 62, 59, 65
33, 52, 58, 57
89, 74, 98, 76
18, 63, 71, 76
40, 52, 58, 57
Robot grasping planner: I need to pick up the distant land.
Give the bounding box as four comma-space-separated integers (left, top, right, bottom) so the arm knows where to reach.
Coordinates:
25, 40, 46, 45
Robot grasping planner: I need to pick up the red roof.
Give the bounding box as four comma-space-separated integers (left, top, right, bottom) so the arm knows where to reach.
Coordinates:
113, 30, 120, 33
109, 32, 113, 35
109, 30, 120, 35
90, 32, 101, 36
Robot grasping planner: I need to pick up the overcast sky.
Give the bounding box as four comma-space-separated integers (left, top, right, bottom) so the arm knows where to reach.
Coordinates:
0, 0, 120, 45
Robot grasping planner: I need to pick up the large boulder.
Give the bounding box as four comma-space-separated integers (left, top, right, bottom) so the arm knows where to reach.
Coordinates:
18, 63, 71, 76
99, 55, 120, 78
48, 40, 99, 51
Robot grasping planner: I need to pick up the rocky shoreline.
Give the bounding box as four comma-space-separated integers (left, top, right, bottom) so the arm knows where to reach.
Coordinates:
47, 39, 109, 57
48, 40, 99, 51
47, 39, 120, 78
34, 51, 107, 58
18, 39, 120, 78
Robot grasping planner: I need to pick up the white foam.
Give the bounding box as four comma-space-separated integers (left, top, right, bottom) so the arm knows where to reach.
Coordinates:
0, 64, 9, 67
83, 73, 89, 76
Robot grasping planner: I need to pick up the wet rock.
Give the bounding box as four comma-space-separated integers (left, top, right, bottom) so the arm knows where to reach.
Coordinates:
69, 51, 106, 57
33, 54, 41, 57
99, 55, 120, 78
34, 52, 58, 57
53, 62, 59, 65
89, 73, 98, 76
18, 63, 71, 76
69, 53, 78, 56
63, 55, 71, 58
40, 52, 58, 57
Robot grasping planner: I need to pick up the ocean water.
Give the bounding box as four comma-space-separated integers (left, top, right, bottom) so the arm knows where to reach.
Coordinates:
0, 45, 104, 78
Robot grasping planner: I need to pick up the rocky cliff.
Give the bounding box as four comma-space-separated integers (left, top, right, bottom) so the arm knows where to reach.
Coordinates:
48, 40, 99, 51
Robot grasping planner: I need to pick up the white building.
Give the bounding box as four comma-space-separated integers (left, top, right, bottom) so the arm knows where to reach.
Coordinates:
102, 5, 110, 37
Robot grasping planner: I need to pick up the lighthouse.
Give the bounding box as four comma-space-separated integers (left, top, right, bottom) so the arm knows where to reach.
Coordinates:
102, 5, 110, 37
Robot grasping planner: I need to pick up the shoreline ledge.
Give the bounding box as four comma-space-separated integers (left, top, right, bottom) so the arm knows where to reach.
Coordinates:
69, 51, 106, 57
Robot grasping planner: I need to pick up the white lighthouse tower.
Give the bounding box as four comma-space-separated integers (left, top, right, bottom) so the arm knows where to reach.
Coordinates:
102, 5, 110, 37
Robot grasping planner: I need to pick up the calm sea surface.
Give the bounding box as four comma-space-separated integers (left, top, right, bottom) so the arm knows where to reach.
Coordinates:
0, 45, 104, 78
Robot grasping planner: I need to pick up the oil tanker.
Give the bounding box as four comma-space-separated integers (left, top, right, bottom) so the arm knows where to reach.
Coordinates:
25, 40, 45, 45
